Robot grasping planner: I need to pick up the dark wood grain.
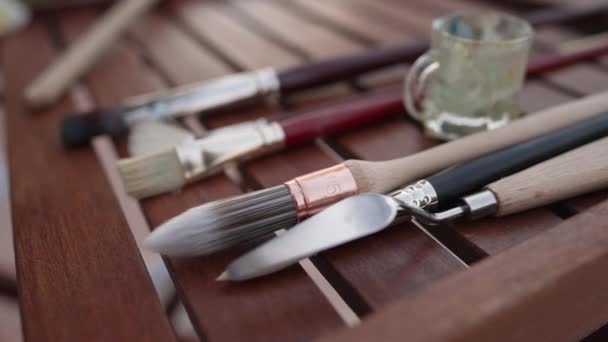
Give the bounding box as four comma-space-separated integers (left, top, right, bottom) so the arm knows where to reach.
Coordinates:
321, 198, 608, 342
5, 18, 176, 342
229, 0, 469, 311
11, 0, 608, 340
118, 6, 349, 341
128, 10, 233, 84
233, 0, 364, 59
171, 0, 301, 70
287, 0, 413, 45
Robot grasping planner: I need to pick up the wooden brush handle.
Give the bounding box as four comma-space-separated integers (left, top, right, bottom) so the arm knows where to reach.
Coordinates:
425, 113, 608, 202
25, 0, 159, 108
279, 88, 403, 147
277, 42, 428, 94
345, 90, 608, 194
488, 137, 608, 216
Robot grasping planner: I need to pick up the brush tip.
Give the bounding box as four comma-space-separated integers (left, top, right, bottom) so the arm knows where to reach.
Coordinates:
118, 149, 187, 199
216, 271, 229, 281
60, 108, 128, 147
143, 185, 296, 257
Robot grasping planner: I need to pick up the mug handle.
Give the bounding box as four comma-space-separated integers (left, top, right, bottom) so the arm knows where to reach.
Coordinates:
404, 52, 439, 122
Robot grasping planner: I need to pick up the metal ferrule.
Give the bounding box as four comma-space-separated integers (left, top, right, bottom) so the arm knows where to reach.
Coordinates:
174, 118, 285, 181
390, 179, 438, 209
399, 189, 499, 225
285, 164, 359, 221
123, 68, 281, 125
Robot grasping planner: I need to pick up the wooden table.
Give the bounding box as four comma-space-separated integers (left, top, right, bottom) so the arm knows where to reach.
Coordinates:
5, 0, 608, 341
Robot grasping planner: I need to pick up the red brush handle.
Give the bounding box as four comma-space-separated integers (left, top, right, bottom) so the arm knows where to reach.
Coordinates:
280, 88, 404, 147
280, 38, 608, 147
528, 43, 608, 76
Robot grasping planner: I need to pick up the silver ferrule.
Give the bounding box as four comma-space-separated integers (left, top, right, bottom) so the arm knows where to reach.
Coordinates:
174, 118, 285, 181
390, 179, 438, 209
124, 68, 281, 125
399, 189, 499, 225
459, 190, 498, 220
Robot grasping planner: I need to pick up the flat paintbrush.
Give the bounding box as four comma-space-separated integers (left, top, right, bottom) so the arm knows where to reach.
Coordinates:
118, 88, 404, 198
222, 133, 608, 281
144, 91, 608, 256
60, 2, 608, 147
118, 44, 608, 199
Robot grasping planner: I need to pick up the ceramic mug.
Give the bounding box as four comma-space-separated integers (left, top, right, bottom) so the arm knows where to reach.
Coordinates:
405, 13, 533, 140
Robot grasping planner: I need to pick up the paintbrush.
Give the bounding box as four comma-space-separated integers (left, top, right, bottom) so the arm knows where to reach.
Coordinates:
60, 43, 423, 147
116, 43, 608, 199
143, 90, 608, 256
118, 88, 404, 198
60, 2, 608, 147
222, 132, 608, 281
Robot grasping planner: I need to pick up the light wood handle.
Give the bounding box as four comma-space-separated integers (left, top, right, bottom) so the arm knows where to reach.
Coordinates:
487, 137, 608, 216
24, 0, 159, 108
345, 90, 608, 193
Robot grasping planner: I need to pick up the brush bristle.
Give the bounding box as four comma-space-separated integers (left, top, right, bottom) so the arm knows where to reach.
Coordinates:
144, 185, 297, 256
118, 149, 187, 199
128, 121, 195, 156
60, 107, 128, 147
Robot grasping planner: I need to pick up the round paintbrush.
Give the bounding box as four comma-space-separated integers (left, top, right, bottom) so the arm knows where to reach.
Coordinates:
60, 13, 608, 148
144, 90, 608, 256
116, 44, 608, 199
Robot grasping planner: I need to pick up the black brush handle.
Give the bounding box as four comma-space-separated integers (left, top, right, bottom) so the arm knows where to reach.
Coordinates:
427, 112, 608, 202
60, 107, 129, 147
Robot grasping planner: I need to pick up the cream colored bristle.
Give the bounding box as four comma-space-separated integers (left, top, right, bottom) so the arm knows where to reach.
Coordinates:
118, 148, 187, 199
128, 121, 194, 156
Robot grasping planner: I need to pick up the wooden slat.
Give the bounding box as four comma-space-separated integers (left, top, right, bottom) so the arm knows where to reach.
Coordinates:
5, 19, 175, 342
122, 5, 350, 340
10, 1, 608, 340
129, 11, 233, 84
338, 0, 436, 32
321, 198, 608, 342
172, 0, 300, 70
312, 0, 583, 304
224, 0, 469, 310
287, 0, 413, 45
232, 0, 365, 59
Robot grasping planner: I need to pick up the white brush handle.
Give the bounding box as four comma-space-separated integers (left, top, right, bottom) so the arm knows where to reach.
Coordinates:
487, 136, 608, 216
24, 0, 159, 108
345, 90, 608, 193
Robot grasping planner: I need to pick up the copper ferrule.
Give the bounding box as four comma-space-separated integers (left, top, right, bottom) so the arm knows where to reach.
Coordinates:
285, 164, 359, 221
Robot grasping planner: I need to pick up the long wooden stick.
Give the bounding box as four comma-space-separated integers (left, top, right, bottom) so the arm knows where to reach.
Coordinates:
489, 136, 608, 216
345, 90, 608, 193
24, 0, 159, 108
